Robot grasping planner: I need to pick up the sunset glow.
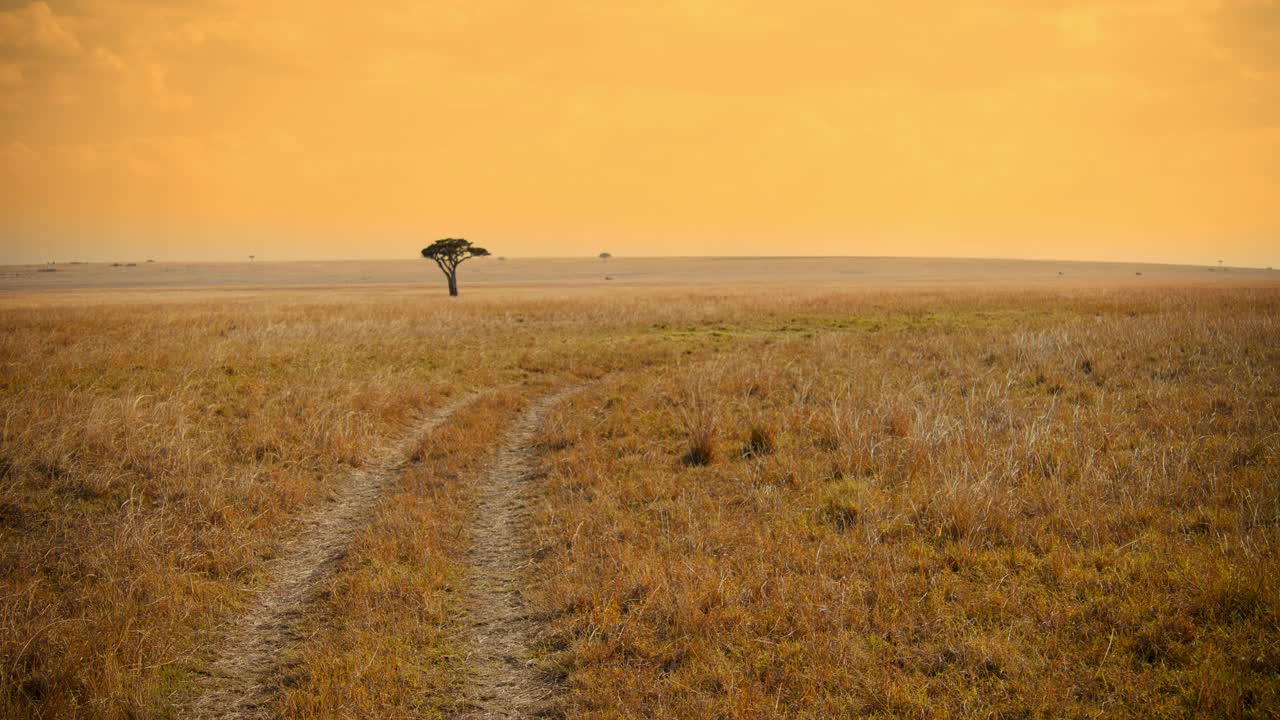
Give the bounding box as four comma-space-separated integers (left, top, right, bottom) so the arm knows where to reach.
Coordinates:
2, 1, 1277, 265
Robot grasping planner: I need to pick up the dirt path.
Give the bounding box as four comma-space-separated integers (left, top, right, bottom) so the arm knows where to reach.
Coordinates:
184, 394, 477, 720
457, 385, 583, 719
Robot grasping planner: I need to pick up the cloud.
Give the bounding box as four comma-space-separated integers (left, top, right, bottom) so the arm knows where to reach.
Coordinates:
0, 0, 1276, 266
0, 2, 81, 56
1212, 0, 1280, 71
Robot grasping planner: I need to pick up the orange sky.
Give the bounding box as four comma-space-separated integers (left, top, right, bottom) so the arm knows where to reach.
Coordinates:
1, 1, 1277, 266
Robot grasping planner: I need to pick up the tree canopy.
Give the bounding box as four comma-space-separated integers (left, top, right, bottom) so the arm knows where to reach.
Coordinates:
423, 238, 490, 266
421, 238, 490, 296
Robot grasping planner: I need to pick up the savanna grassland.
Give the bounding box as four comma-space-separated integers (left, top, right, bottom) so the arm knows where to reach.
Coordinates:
1, 281, 1277, 719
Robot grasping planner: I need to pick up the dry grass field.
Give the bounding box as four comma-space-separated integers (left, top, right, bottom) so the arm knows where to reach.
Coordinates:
0, 260, 1277, 718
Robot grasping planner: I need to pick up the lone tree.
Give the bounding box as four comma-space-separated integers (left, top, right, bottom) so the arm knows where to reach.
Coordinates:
421, 238, 490, 296
598, 252, 612, 262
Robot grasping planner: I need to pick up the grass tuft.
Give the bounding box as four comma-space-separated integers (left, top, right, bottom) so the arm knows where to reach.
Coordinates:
740, 425, 775, 458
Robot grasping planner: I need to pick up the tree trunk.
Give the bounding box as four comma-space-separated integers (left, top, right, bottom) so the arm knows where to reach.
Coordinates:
447, 272, 458, 296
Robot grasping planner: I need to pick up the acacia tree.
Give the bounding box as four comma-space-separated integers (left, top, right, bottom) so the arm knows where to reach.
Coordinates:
421, 238, 490, 296
598, 252, 612, 261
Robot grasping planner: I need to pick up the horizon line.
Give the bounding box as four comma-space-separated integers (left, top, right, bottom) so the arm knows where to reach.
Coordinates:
7, 255, 1273, 271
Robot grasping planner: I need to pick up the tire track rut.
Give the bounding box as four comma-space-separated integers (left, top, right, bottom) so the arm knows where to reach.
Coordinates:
457, 385, 583, 719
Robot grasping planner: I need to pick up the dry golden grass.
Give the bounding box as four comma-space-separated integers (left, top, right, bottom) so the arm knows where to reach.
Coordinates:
0, 295, 650, 718
0, 301, 452, 717
529, 289, 1280, 718
0, 286, 1276, 718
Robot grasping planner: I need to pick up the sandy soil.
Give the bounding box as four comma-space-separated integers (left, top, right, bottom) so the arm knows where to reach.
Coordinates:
2, 257, 1275, 302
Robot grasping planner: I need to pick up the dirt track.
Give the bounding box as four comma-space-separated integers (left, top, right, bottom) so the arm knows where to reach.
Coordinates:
456, 386, 583, 719
184, 394, 476, 720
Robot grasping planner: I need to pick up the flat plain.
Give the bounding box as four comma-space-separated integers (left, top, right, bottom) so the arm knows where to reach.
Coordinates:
1, 258, 1277, 719
4, 255, 1275, 295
